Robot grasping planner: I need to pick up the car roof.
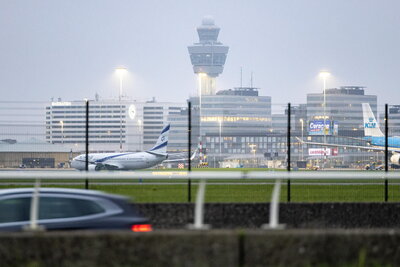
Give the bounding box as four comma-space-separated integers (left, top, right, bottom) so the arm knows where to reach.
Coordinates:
0, 188, 127, 200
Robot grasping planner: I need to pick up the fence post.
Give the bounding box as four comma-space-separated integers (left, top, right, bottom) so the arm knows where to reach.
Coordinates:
385, 103, 388, 201
188, 100, 192, 202
262, 177, 285, 230
187, 179, 209, 230
287, 103, 291, 202
85, 100, 89, 190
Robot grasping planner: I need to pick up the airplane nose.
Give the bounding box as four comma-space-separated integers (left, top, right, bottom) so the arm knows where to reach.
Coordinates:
71, 159, 82, 169
71, 160, 77, 168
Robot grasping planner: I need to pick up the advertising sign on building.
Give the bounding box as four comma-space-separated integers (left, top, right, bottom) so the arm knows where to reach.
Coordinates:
308, 120, 338, 136
308, 148, 339, 156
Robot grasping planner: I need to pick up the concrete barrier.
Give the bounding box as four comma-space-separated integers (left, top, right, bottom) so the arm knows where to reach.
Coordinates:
0, 231, 239, 267
135, 203, 400, 229
2, 230, 400, 266
243, 229, 400, 267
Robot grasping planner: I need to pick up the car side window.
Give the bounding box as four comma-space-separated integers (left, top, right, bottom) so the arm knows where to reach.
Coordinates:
0, 197, 31, 223
39, 197, 105, 220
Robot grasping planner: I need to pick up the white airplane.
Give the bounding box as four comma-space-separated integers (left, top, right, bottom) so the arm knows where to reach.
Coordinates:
71, 124, 174, 171
297, 103, 400, 165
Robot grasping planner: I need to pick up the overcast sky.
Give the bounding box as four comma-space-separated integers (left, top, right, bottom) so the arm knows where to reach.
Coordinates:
1, 0, 399, 106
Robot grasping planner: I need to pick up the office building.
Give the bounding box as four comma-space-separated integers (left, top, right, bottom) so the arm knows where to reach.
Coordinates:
45, 99, 186, 152
389, 105, 400, 135
271, 104, 307, 134
307, 86, 378, 137
381, 105, 400, 136
189, 87, 272, 161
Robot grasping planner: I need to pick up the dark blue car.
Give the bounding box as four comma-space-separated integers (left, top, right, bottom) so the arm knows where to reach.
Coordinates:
0, 188, 152, 232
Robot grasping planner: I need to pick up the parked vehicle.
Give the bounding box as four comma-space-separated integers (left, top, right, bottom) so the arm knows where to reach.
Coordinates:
365, 163, 384, 170
0, 188, 152, 232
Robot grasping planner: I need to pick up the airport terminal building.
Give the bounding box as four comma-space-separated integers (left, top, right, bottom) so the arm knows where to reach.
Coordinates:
187, 87, 273, 165
45, 98, 186, 153
307, 86, 378, 137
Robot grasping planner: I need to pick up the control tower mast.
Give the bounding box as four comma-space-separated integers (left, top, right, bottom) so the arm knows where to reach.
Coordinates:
188, 16, 229, 95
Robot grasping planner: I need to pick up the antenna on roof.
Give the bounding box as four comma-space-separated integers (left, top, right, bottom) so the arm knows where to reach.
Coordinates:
240, 67, 243, 88
250, 71, 254, 88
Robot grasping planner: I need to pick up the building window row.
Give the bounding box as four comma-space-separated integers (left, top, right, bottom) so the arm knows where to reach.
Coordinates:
143, 126, 163, 129
52, 115, 124, 119
143, 116, 163, 120
50, 120, 125, 124
51, 110, 125, 114
144, 107, 163, 110
51, 135, 125, 139
50, 105, 124, 109
51, 130, 123, 134
143, 111, 163, 115
48, 125, 126, 129
143, 121, 163, 125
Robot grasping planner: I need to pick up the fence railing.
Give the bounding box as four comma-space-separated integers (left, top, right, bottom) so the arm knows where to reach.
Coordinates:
2, 171, 400, 230
2, 170, 400, 180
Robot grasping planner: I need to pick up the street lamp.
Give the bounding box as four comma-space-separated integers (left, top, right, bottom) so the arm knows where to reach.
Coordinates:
59, 120, 64, 144
299, 118, 304, 160
319, 71, 330, 168
116, 67, 127, 152
138, 119, 142, 151
116, 67, 128, 101
249, 144, 257, 166
198, 73, 205, 136
218, 118, 222, 159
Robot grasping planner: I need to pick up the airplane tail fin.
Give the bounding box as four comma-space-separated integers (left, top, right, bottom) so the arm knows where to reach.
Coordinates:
147, 124, 170, 155
362, 103, 384, 137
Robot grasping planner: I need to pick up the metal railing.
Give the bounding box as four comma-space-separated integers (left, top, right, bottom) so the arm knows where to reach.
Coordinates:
2, 171, 400, 230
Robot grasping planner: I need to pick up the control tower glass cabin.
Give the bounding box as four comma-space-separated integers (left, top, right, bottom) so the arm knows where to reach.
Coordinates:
188, 17, 229, 95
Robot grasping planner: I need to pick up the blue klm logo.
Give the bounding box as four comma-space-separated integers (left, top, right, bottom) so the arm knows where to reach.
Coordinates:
364, 117, 376, 128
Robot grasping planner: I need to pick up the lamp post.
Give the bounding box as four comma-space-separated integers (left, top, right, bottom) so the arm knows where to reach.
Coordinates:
116, 67, 127, 152
319, 71, 330, 168
218, 118, 222, 159
249, 144, 257, 167
59, 120, 64, 144
138, 119, 142, 151
299, 118, 304, 160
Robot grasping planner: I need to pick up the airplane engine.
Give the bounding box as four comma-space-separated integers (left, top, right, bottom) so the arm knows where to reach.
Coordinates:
391, 154, 400, 165
88, 165, 97, 171
88, 164, 104, 171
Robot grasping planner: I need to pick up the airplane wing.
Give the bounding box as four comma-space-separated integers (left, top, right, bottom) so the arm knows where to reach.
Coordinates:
296, 137, 400, 153
164, 147, 199, 162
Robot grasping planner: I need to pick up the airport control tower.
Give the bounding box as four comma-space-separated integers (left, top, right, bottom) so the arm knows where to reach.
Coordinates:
188, 16, 229, 95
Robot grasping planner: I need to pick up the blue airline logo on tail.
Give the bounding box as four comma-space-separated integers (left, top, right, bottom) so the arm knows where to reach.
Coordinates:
364, 118, 376, 128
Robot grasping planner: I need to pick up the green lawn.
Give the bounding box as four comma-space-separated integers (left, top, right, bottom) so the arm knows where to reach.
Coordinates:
1, 168, 399, 203
86, 182, 400, 203
1, 182, 398, 203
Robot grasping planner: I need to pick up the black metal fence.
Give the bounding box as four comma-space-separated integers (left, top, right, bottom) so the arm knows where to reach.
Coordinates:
0, 100, 399, 202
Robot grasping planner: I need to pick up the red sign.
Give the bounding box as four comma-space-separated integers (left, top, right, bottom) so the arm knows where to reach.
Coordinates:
308, 148, 338, 156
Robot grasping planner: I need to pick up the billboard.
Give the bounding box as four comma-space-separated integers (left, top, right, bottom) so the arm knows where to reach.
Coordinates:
308, 120, 338, 136
308, 148, 339, 156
